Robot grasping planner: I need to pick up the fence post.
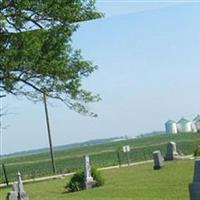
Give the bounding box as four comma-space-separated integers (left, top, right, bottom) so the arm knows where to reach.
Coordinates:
143, 150, 147, 161
2, 163, 9, 186
117, 151, 121, 167
126, 151, 130, 166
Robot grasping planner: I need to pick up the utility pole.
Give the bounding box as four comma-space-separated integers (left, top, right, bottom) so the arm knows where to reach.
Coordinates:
2, 164, 9, 186
43, 93, 56, 174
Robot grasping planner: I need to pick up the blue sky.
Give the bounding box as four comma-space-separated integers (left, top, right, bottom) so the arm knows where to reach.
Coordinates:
1, 2, 200, 154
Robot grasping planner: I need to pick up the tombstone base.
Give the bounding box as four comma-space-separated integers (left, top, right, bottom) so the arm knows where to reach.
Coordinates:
20, 192, 29, 200
6, 192, 18, 200
153, 166, 162, 170
189, 182, 200, 200
165, 154, 181, 161
6, 191, 29, 200
85, 180, 96, 189
174, 155, 185, 160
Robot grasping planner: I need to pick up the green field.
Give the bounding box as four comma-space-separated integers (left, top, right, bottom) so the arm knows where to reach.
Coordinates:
1, 160, 195, 200
1, 133, 199, 183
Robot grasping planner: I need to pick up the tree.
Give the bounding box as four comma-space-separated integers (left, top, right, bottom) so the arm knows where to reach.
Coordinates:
0, 0, 103, 116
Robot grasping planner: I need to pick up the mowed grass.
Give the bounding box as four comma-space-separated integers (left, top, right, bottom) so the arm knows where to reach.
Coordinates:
1, 160, 194, 200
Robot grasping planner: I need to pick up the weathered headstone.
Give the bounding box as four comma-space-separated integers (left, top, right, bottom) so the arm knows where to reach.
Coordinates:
84, 155, 96, 189
153, 150, 164, 170
6, 192, 18, 200
165, 141, 179, 161
6, 172, 29, 200
189, 158, 200, 200
12, 182, 18, 192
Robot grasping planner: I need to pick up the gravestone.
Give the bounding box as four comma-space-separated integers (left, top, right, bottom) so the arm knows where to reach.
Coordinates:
165, 141, 179, 161
153, 150, 164, 170
12, 182, 18, 193
84, 155, 96, 189
6, 192, 18, 200
189, 158, 200, 200
6, 172, 29, 200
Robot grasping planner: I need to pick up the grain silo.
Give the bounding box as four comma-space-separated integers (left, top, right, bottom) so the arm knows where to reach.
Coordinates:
165, 120, 177, 134
177, 117, 192, 133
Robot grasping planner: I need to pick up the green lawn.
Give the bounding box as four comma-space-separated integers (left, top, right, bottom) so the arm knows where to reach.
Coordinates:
1, 159, 194, 200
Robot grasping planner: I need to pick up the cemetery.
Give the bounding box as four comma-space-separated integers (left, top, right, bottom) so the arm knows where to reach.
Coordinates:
1, 159, 197, 200
1, 134, 200, 199
1, 1, 200, 199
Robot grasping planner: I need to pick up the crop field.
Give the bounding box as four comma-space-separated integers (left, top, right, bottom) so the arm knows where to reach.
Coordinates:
1, 160, 195, 200
0, 133, 199, 184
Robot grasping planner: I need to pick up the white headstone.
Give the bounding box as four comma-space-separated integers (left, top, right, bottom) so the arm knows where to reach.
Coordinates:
84, 155, 96, 189
189, 158, 200, 200
17, 172, 26, 194
84, 156, 93, 182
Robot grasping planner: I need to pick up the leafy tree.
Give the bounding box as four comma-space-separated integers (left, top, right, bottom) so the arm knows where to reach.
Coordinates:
0, 0, 103, 116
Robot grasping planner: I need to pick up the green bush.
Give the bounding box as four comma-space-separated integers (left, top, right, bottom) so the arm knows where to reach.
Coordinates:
91, 166, 104, 187
66, 171, 84, 192
66, 166, 104, 192
194, 145, 200, 157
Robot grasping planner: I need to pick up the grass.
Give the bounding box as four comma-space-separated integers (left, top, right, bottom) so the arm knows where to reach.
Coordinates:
1, 133, 199, 183
0, 159, 194, 200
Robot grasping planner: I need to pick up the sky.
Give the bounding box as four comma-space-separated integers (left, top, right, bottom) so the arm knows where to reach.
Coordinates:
1, 1, 200, 154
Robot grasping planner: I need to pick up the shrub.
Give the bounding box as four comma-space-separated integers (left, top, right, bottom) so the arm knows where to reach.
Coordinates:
91, 166, 104, 186
194, 145, 200, 157
66, 166, 104, 192
66, 171, 85, 192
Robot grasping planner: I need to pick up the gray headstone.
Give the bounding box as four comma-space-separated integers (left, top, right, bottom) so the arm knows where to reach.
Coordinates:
189, 158, 200, 200
153, 150, 164, 170
6, 172, 29, 200
6, 192, 18, 200
84, 155, 96, 189
12, 182, 18, 192
17, 172, 25, 193
165, 141, 179, 160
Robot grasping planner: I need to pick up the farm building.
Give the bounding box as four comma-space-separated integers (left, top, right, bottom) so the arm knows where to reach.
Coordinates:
165, 115, 200, 134
177, 118, 192, 133
165, 120, 177, 134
